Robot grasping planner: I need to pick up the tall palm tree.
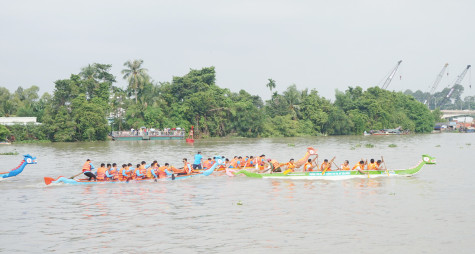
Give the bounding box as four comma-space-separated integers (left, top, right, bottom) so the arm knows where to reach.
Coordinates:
266, 78, 276, 93
121, 59, 148, 104
283, 84, 301, 120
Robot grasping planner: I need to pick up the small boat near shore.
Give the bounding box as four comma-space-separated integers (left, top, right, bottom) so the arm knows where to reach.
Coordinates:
235, 155, 435, 180
44, 156, 224, 185
364, 127, 409, 136
0, 154, 37, 179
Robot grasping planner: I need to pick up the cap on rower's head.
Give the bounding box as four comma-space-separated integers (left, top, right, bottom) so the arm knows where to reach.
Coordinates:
141, 161, 146, 164
267, 158, 272, 162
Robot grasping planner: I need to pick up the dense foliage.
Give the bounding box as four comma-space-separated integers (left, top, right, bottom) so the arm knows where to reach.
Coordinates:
0, 61, 442, 142
404, 84, 475, 110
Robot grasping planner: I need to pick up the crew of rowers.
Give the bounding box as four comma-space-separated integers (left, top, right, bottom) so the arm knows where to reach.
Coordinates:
302, 157, 385, 172
262, 156, 385, 173
80, 153, 386, 181
80, 157, 220, 181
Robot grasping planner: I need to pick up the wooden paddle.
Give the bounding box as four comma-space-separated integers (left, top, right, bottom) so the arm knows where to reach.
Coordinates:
69, 172, 84, 179
382, 156, 389, 176
332, 161, 341, 170
321, 157, 336, 175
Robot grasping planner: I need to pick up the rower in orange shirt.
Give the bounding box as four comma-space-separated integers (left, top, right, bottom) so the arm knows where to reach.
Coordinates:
367, 159, 376, 170
340, 160, 350, 171
202, 158, 213, 169
146, 161, 159, 179
228, 156, 238, 169
283, 159, 296, 174
258, 155, 266, 170
352, 160, 365, 170
319, 159, 331, 171
118, 164, 127, 181
108, 163, 119, 180
182, 158, 192, 175
96, 163, 107, 181
304, 158, 317, 171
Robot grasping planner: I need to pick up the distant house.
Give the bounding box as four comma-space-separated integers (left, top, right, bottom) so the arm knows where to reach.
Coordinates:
0, 117, 40, 125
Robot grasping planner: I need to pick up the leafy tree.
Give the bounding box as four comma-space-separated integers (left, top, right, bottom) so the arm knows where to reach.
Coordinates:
122, 59, 148, 104
0, 125, 10, 141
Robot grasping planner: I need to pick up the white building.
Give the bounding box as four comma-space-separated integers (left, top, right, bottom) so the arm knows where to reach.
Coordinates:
0, 117, 39, 125
453, 116, 473, 123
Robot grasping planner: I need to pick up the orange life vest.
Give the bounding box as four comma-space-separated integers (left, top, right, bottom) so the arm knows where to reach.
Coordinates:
118, 168, 126, 181
229, 159, 238, 168
367, 163, 376, 170
286, 162, 296, 172
146, 167, 154, 178
304, 162, 312, 171
96, 167, 107, 181
82, 162, 91, 172
258, 157, 265, 170
320, 162, 331, 171
183, 162, 191, 174
110, 167, 119, 180
340, 164, 350, 171
352, 163, 364, 170
203, 160, 213, 169
158, 166, 167, 178
139, 165, 147, 177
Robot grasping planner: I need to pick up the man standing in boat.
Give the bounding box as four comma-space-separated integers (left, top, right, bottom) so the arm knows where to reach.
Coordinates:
82, 159, 97, 181
193, 151, 203, 170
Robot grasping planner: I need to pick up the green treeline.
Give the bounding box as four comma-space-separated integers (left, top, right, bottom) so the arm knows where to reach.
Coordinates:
0, 61, 438, 142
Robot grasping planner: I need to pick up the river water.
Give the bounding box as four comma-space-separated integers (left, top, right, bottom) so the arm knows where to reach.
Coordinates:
0, 133, 474, 253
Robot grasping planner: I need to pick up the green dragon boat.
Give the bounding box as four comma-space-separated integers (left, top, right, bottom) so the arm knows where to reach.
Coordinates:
235, 155, 435, 180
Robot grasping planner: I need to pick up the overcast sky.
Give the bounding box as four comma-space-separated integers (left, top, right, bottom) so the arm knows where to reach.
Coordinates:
1, 0, 474, 100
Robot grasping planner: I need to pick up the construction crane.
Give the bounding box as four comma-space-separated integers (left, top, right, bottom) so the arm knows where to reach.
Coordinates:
380, 60, 402, 90
424, 63, 449, 106
437, 65, 471, 108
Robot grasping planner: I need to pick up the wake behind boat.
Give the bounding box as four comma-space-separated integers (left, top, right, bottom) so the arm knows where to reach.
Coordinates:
235, 155, 435, 180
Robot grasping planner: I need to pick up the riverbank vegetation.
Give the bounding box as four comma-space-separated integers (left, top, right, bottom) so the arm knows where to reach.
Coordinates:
0, 61, 442, 142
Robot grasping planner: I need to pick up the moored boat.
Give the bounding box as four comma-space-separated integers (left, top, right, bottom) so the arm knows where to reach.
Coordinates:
44, 156, 224, 185
0, 154, 37, 179
235, 155, 435, 180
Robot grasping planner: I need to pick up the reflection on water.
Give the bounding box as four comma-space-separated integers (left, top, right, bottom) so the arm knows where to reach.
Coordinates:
0, 133, 474, 253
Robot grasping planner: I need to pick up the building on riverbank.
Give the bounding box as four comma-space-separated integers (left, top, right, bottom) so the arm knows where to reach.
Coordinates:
0, 117, 40, 126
